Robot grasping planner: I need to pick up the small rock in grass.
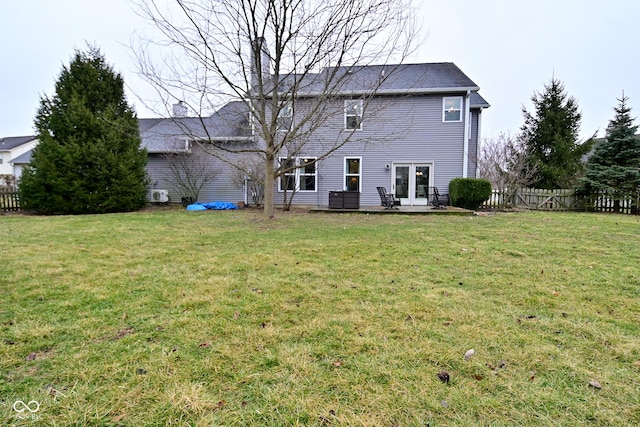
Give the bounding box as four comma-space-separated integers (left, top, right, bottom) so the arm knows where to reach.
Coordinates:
589, 380, 602, 389
464, 349, 475, 360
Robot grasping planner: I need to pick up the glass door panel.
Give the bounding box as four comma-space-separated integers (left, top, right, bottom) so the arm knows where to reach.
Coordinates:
394, 165, 410, 205
414, 165, 430, 205
392, 163, 431, 206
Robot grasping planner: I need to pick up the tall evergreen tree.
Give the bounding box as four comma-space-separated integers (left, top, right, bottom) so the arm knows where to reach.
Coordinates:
20, 46, 148, 214
520, 78, 587, 189
580, 95, 640, 212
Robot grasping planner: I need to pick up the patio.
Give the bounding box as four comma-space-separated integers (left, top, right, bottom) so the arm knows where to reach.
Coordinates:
309, 205, 473, 215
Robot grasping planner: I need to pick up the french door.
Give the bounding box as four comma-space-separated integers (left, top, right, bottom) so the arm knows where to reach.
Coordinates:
392, 163, 431, 206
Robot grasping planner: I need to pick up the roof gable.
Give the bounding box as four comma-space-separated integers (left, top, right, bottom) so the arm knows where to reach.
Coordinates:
10, 149, 33, 164
0, 135, 37, 151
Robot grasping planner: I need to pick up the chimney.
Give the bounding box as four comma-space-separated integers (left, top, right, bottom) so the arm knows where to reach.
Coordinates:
251, 37, 270, 88
172, 101, 188, 117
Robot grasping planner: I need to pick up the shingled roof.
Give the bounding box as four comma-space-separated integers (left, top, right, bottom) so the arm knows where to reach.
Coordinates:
139, 101, 252, 153
0, 135, 37, 151
331, 62, 480, 93
275, 62, 487, 99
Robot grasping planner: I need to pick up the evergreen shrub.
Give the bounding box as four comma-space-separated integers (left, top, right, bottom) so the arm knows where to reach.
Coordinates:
449, 178, 492, 210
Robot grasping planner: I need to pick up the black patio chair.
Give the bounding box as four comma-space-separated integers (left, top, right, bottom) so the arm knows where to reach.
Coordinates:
377, 186, 399, 209
430, 187, 450, 209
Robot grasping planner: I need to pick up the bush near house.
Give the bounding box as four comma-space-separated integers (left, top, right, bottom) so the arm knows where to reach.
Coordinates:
449, 178, 492, 210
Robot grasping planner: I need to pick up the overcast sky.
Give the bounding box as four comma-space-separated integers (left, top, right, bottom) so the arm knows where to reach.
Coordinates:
2, 0, 639, 141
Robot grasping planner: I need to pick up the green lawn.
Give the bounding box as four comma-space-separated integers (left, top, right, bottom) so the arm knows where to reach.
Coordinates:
1, 209, 639, 426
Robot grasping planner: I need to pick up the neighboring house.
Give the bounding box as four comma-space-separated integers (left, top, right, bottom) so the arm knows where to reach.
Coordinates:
0, 136, 38, 181
10, 149, 33, 182
144, 61, 490, 207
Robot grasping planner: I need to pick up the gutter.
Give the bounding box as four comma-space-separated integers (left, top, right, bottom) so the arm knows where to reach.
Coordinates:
196, 137, 255, 143
263, 86, 481, 99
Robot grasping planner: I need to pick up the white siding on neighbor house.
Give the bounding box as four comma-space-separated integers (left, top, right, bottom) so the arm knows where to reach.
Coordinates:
13, 164, 25, 181
1, 140, 38, 176
0, 154, 11, 176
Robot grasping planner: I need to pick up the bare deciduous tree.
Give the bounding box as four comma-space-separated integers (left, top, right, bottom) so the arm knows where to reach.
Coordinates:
163, 151, 218, 205
132, 0, 418, 217
478, 133, 538, 206
231, 157, 265, 207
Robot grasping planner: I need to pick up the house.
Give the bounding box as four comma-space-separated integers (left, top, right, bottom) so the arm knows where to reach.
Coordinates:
0, 136, 38, 183
143, 61, 489, 207
5, 61, 489, 208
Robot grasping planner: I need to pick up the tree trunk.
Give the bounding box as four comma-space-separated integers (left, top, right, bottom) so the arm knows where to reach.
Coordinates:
263, 152, 276, 218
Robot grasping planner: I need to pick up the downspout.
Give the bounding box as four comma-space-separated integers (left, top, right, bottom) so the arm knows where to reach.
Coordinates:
475, 109, 483, 178
462, 90, 471, 178
243, 178, 248, 206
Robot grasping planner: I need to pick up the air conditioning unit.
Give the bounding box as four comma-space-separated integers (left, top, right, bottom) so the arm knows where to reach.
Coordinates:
149, 189, 169, 203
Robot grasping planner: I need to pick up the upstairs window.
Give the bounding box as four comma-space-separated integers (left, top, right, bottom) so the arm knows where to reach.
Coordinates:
344, 99, 363, 130
443, 97, 463, 122
277, 101, 293, 131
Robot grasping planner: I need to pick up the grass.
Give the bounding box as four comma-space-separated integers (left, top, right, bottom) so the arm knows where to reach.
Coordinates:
1, 208, 639, 426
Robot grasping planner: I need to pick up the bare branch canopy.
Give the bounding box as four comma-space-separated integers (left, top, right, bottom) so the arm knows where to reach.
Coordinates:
132, 0, 420, 217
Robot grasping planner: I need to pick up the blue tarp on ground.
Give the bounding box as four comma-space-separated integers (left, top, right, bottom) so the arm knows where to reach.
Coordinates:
186, 202, 239, 211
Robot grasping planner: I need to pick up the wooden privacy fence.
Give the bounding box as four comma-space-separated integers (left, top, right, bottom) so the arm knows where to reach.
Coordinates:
515, 188, 583, 211
481, 188, 639, 215
0, 188, 20, 212
586, 189, 640, 215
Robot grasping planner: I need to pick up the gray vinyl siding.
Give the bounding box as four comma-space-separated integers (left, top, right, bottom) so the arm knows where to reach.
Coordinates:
144, 92, 483, 207
274, 93, 472, 206
146, 144, 247, 204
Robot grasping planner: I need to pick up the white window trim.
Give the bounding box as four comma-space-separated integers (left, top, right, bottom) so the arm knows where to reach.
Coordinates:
248, 110, 255, 136
278, 157, 317, 192
183, 138, 192, 153
344, 99, 363, 131
442, 96, 463, 123
344, 157, 362, 192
